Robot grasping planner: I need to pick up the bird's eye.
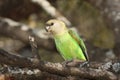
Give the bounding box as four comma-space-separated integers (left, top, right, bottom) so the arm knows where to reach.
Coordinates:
50, 22, 54, 26
46, 22, 54, 26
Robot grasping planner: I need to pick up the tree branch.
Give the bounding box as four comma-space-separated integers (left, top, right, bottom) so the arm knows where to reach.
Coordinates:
0, 17, 56, 51
0, 67, 69, 80
0, 48, 118, 80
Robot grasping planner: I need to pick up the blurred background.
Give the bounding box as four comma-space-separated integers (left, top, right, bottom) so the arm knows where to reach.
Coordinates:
0, 0, 120, 63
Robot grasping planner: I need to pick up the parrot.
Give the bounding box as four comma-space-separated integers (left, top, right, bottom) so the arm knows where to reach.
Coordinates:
45, 19, 89, 66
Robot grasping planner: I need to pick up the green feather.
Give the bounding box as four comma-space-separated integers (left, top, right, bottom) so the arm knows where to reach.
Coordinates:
54, 31, 87, 61
68, 29, 89, 61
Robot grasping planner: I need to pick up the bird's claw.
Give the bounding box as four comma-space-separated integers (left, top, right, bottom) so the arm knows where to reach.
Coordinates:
79, 61, 89, 68
61, 60, 73, 67
62, 59, 89, 68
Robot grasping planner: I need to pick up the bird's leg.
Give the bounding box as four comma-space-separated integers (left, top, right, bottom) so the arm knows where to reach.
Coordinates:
79, 61, 89, 68
62, 59, 89, 67
62, 59, 88, 67
68, 59, 89, 67
61, 59, 73, 67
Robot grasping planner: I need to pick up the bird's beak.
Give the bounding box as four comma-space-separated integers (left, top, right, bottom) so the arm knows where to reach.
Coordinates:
45, 26, 50, 32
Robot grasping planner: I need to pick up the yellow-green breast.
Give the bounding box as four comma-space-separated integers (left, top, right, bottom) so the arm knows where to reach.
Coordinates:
54, 32, 86, 61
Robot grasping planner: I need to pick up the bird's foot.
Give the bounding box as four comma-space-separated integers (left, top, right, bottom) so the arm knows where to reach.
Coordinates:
79, 61, 89, 68
61, 60, 73, 67
62, 59, 87, 67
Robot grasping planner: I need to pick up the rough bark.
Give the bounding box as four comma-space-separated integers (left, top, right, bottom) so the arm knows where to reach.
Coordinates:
0, 48, 119, 80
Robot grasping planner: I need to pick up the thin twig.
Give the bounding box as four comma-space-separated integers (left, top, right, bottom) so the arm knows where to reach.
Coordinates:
29, 35, 41, 60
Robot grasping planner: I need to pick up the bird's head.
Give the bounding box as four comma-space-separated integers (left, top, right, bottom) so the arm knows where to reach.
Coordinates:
45, 19, 67, 36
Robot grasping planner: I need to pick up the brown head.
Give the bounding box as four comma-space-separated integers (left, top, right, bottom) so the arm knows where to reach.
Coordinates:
45, 19, 67, 36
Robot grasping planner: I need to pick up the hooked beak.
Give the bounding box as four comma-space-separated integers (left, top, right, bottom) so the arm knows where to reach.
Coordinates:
45, 26, 50, 32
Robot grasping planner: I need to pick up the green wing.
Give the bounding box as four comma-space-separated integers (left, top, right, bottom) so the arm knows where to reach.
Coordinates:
68, 29, 89, 61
